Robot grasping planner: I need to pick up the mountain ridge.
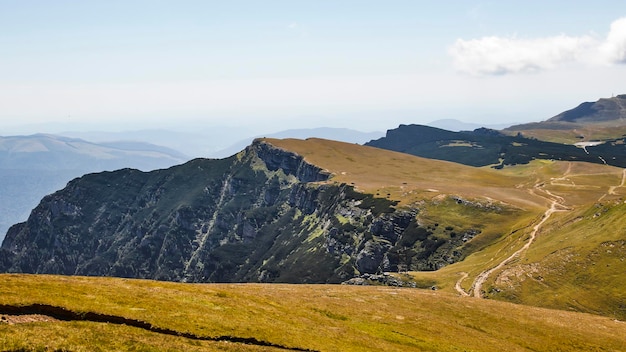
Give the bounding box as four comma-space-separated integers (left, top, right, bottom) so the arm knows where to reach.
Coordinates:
548, 94, 626, 124
0, 138, 531, 283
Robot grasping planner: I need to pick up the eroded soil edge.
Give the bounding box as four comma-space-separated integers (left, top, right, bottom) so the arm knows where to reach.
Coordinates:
0, 303, 315, 351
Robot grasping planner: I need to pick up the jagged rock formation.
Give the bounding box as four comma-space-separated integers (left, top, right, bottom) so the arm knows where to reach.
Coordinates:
0, 140, 468, 283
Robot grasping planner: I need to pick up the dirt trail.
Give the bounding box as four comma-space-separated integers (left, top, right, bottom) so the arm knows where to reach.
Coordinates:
470, 199, 563, 298
457, 171, 571, 298
1, 314, 58, 324
601, 168, 626, 201
454, 272, 470, 297
458, 164, 626, 298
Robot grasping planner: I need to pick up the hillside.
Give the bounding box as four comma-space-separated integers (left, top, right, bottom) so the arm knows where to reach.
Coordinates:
547, 94, 626, 123
365, 124, 626, 168
406, 160, 626, 320
260, 139, 626, 320
0, 134, 189, 242
505, 94, 626, 143
1, 274, 625, 351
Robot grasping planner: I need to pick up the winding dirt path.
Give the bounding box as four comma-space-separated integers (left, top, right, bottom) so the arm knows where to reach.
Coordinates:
456, 170, 571, 298
470, 199, 563, 298
458, 164, 626, 298
601, 168, 626, 201
454, 272, 470, 297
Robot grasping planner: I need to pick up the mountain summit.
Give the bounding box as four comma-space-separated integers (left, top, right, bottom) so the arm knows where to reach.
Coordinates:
547, 94, 626, 124
505, 94, 626, 142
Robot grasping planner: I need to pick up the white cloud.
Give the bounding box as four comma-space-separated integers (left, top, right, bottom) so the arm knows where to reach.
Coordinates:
450, 17, 626, 75
599, 17, 626, 64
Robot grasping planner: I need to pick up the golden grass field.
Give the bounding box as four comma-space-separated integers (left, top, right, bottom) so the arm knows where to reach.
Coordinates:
1, 274, 626, 351
2, 137, 626, 350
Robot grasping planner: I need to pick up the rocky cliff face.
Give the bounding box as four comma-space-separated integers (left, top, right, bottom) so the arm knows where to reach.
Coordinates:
0, 139, 469, 283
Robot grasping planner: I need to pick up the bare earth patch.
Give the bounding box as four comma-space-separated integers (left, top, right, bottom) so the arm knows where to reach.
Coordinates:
0, 314, 58, 325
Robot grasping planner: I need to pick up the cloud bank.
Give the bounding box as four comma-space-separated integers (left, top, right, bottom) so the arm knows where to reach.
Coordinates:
450, 17, 626, 75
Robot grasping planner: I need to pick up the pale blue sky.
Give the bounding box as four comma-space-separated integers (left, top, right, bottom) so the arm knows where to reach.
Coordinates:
2, 1, 626, 134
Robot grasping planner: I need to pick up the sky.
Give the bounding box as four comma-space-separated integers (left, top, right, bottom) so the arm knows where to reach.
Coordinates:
2, 0, 626, 135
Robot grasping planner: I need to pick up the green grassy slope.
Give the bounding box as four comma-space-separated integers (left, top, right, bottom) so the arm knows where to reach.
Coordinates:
486, 201, 626, 319
503, 124, 626, 144
265, 138, 544, 209
1, 274, 625, 351
267, 138, 626, 320
409, 159, 626, 319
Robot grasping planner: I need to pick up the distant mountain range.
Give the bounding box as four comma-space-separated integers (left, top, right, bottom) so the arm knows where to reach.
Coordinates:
210, 127, 384, 158
0, 134, 187, 170
426, 119, 513, 132
60, 129, 236, 159
62, 127, 384, 159
3, 88, 625, 276
370, 95, 626, 168
547, 94, 626, 124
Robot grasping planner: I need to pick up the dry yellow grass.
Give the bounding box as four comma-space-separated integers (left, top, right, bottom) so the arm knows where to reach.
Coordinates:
1, 274, 625, 351
264, 138, 546, 210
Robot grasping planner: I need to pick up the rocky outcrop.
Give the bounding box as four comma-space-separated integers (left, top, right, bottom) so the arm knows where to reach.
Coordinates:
342, 273, 420, 288
0, 140, 471, 283
252, 139, 330, 182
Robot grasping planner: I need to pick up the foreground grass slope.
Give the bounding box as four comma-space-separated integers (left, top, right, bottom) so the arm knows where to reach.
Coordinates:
1, 274, 625, 351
